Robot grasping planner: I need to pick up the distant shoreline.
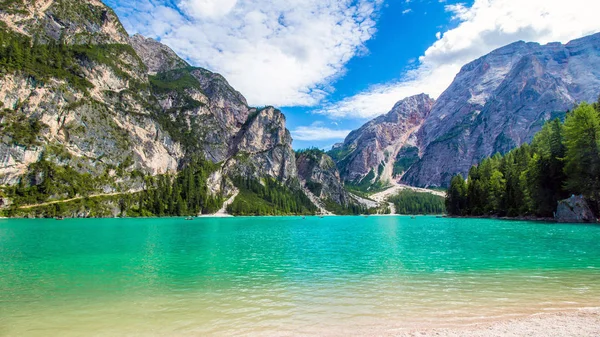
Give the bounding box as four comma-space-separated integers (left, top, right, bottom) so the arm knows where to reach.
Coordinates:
446, 214, 557, 222
0, 214, 451, 220
0, 214, 563, 221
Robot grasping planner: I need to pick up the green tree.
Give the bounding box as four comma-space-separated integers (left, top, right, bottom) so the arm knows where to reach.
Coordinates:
446, 174, 468, 215
563, 103, 600, 208
522, 119, 568, 216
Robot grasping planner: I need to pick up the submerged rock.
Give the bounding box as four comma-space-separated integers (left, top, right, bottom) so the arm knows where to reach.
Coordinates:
555, 195, 597, 223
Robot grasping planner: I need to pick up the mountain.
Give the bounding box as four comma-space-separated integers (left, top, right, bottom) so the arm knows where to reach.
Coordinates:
0, 0, 182, 190
129, 34, 189, 74
0, 0, 353, 216
334, 33, 600, 188
329, 94, 435, 190
296, 149, 352, 210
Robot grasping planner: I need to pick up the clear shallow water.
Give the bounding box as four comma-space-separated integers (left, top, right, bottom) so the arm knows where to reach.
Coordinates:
1, 216, 599, 336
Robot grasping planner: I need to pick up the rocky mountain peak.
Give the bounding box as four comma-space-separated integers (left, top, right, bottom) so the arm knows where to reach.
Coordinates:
383, 93, 435, 124
129, 34, 189, 74
0, 0, 356, 216
329, 93, 434, 186
235, 107, 291, 154
0, 0, 130, 45
401, 32, 600, 187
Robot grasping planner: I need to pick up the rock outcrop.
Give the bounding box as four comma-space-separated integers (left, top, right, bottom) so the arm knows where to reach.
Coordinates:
225, 107, 298, 183
129, 34, 189, 74
296, 150, 350, 206
0, 0, 130, 45
555, 195, 597, 223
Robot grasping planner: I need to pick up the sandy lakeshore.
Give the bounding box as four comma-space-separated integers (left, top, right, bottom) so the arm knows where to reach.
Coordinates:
396, 308, 600, 337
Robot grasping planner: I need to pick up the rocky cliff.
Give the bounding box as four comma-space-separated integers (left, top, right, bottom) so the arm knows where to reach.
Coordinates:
334, 33, 600, 189
129, 34, 189, 74
403, 33, 600, 187
296, 149, 350, 207
0, 0, 353, 215
224, 106, 298, 183
329, 94, 434, 188
0, 0, 182, 193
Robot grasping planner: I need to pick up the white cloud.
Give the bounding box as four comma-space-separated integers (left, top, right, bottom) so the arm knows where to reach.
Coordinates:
402, 9, 412, 15
179, 0, 238, 19
109, 0, 383, 107
291, 124, 352, 141
318, 0, 600, 119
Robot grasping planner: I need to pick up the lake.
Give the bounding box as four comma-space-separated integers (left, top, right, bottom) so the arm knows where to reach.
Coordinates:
1, 216, 599, 336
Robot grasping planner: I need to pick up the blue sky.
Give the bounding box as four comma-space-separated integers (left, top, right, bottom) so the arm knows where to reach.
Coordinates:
283, 0, 471, 149
105, 0, 600, 150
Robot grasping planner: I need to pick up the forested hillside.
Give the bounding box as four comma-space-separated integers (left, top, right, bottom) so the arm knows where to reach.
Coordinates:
446, 101, 600, 218
0, 0, 361, 217
389, 190, 445, 215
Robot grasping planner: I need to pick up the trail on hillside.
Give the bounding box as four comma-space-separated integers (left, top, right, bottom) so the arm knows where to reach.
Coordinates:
18, 191, 139, 209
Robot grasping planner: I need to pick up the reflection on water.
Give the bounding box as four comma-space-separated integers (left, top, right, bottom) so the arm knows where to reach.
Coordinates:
0, 216, 599, 335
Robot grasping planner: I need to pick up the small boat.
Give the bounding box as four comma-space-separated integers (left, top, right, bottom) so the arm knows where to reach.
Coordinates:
319, 216, 325, 219
55, 216, 64, 221
185, 216, 194, 221
411, 216, 416, 219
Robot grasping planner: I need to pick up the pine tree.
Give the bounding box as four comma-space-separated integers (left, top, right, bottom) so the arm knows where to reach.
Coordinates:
563, 103, 600, 207
446, 175, 468, 215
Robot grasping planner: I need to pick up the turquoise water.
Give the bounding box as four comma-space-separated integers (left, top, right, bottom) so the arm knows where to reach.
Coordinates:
1, 216, 600, 335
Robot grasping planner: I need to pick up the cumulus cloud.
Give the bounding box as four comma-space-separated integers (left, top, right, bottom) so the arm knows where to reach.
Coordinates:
318, 0, 600, 119
179, 0, 238, 19
291, 123, 352, 141
107, 0, 382, 107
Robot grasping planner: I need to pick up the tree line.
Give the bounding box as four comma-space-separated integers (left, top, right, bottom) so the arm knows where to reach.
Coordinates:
389, 190, 446, 215
132, 158, 223, 217
227, 176, 317, 216
0, 23, 141, 94
446, 101, 600, 217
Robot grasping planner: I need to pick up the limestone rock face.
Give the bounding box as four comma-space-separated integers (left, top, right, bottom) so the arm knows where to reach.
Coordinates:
0, 0, 303, 204
296, 151, 350, 206
336, 33, 600, 188
330, 94, 435, 184
225, 107, 298, 183
555, 195, 597, 223
131, 34, 250, 163
1, 0, 130, 45
129, 34, 189, 74
0, 1, 183, 190
403, 33, 600, 187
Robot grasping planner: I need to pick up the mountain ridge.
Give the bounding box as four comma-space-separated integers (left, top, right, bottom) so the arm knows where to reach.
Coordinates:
0, 0, 357, 217
333, 32, 600, 188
